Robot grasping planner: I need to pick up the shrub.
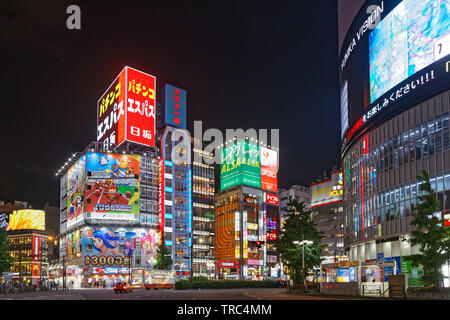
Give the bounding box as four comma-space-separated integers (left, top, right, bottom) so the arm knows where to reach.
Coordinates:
175, 280, 276, 290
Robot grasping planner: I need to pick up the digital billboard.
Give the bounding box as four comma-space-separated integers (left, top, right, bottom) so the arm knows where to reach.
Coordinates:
162, 84, 187, 129
97, 66, 156, 148
260, 146, 278, 192
340, 0, 450, 148
220, 140, 261, 190
82, 227, 159, 267
84, 152, 140, 220
310, 171, 343, 208
5, 210, 45, 231
67, 155, 86, 228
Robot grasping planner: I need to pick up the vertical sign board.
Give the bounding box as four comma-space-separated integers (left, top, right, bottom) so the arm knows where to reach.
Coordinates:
125, 67, 156, 146
162, 84, 187, 129
97, 67, 156, 148
97, 69, 127, 149
260, 146, 278, 193
159, 158, 165, 244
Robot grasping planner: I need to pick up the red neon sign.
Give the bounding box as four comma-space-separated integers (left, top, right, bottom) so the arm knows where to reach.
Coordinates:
265, 193, 279, 206
125, 67, 156, 147
159, 158, 165, 243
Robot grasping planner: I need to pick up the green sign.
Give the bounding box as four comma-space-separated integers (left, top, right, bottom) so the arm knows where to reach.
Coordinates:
220, 140, 261, 191
401, 257, 424, 287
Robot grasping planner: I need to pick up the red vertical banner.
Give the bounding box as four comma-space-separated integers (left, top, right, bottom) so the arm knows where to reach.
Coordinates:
159, 159, 165, 244
260, 147, 278, 192
125, 67, 156, 147
32, 235, 40, 282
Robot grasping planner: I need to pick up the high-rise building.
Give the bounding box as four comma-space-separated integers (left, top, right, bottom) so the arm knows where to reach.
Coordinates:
339, 0, 450, 287
215, 138, 280, 280
191, 137, 215, 279
0, 204, 50, 287
279, 185, 310, 229
310, 170, 345, 263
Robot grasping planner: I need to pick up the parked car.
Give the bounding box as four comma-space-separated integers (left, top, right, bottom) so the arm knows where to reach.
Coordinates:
113, 282, 132, 293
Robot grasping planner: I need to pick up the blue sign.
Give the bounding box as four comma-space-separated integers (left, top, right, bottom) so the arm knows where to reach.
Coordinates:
162, 84, 187, 129
377, 253, 384, 264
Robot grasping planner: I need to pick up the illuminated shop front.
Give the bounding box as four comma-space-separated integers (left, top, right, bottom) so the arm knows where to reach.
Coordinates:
339, 0, 450, 287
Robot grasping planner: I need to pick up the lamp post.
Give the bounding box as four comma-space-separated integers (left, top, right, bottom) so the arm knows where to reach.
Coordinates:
293, 240, 313, 290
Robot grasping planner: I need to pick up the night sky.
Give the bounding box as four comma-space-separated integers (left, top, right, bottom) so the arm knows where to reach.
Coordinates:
0, 0, 340, 208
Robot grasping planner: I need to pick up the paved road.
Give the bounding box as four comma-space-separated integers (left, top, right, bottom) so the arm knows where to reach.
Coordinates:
0, 288, 345, 300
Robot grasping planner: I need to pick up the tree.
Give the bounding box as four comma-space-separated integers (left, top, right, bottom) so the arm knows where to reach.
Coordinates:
275, 200, 323, 286
154, 233, 173, 270
408, 170, 450, 287
0, 228, 13, 274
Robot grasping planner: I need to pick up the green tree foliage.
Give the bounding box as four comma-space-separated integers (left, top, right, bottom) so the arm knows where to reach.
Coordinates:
154, 233, 173, 270
275, 200, 323, 285
408, 170, 450, 287
0, 228, 13, 274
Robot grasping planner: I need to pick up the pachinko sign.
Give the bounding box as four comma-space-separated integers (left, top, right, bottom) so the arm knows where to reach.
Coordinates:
97, 66, 156, 149
84, 152, 140, 220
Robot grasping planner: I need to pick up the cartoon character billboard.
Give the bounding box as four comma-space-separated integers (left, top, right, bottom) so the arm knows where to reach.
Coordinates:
84, 152, 140, 220
82, 227, 158, 267
67, 155, 86, 227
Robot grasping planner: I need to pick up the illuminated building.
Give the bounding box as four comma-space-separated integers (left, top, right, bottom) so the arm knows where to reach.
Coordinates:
310, 169, 345, 263
159, 127, 192, 280
158, 84, 193, 280
0, 204, 51, 287
55, 67, 177, 288
339, 0, 450, 287
57, 142, 161, 288
191, 137, 215, 279
215, 139, 280, 280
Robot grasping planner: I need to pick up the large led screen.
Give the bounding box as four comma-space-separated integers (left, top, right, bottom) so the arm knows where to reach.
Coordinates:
5, 210, 45, 231
220, 140, 261, 191
84, 152, 140, 220
369, 0, 450, 103
340, 0, 450, 148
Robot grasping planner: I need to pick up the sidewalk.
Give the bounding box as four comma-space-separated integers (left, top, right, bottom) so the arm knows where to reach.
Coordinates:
244, 288, 353, 300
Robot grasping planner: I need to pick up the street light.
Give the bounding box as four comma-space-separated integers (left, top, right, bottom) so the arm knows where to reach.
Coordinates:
293, 240, 313, 290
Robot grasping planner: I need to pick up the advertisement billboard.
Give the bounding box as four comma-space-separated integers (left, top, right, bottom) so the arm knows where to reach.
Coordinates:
0, 212, 9, 229
310, 171, 343, 208
97, 66, 156, 148
125, 67, 156, 147
5, 210, 45, 231
97, 68, 127, 149
162, 84, 187, 129
82, 227, 159, 267
84, 152, 140, 220
220, 140, 261, 191
265, 193, 279, 206
67, 155, 86, 228
340, 0, 450, 148
260, 146, 278, 192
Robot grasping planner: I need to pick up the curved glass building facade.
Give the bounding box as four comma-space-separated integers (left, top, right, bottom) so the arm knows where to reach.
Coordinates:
339, 0, 450, 276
